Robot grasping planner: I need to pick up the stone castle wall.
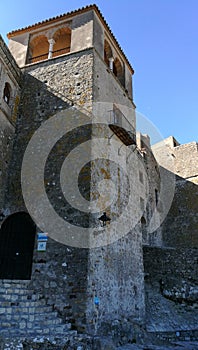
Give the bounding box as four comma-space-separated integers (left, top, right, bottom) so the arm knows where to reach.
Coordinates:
152, 139, 198, 248
0, 35, 20, 209
5, 50, 93, 211
143, 246, 198, 299
161, 176, 198, 247
143, 246, 198, 333
173, 142, 198, 181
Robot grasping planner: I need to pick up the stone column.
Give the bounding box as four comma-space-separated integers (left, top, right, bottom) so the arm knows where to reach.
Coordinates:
48, 39, 55, 59
109, 57, 114, 71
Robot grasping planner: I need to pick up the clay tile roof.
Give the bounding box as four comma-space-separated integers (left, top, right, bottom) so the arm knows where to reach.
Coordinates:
7, 4, 134, 73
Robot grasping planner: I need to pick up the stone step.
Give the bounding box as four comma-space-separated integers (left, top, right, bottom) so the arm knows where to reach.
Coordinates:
0, 305, 53, 314
0, 280, 30, 288
0, 318, 67, 329
0, 287, 34, 295
0, 323, 73, 334
0, 293, 43, 301
0, 299, 46, 307
2, 312, 59, 322
0, 281, 75, 341
25, 325, 70, 336
0, 316, 63, 325
7, 311, 58, 321
0, 312, 62, 325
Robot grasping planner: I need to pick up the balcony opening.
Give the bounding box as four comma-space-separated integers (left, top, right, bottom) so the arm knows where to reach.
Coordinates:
53, 27, 71, 58
104, 39, 125, 88
113, 57, 125, 87
108, 104, 136, 146
28, 35, 49, 64
104, 39, 113, 67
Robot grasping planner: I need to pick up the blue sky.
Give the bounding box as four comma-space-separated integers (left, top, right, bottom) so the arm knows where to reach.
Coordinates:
0, 0, 197, 145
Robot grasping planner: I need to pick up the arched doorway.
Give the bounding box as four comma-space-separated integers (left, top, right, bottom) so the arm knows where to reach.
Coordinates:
0, 212, 36, 280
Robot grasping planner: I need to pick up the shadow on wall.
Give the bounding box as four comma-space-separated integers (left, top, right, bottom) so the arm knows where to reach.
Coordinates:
4, 72, 72, 211
161, 174, 198, 248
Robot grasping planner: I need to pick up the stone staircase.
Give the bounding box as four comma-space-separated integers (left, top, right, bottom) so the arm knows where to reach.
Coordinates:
0, 280, 76, 339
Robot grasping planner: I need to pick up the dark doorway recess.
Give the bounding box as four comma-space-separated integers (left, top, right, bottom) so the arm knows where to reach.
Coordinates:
0, 212, 36, 280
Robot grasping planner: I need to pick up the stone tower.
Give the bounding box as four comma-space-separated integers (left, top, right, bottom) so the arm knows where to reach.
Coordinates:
2, 5, 161, 335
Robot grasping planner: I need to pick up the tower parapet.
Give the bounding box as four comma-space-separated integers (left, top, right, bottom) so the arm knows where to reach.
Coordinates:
7, 5, 134, 100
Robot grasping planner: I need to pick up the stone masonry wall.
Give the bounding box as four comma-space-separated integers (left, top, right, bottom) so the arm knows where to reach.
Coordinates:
143, 246, 198, 303
93, 50, 135, 119
85, 143, 147, 331
3, 43, 162, 334
30, 238, 89, 332
161, 175, 198, 247
152, 139, 198, 248
0, 114, 14, 208
140, 143, 162, 246
86, 56, 148, 329
5, 50, 94, 332
0, 35, 20, 209
173, 142, 198, 180
4, 46, 146, 334
6, 49, 94, 211
0, 35, 21, 126
86, 226, 145, 335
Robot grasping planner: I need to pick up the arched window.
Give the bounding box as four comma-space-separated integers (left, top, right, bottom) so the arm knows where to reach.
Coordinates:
53, 27, 71, 57
28, 35, 49, 63
113, 57, 125, 86
104, 39, 125, 88
104, 39, 113, 67
3, 82, 11, 105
